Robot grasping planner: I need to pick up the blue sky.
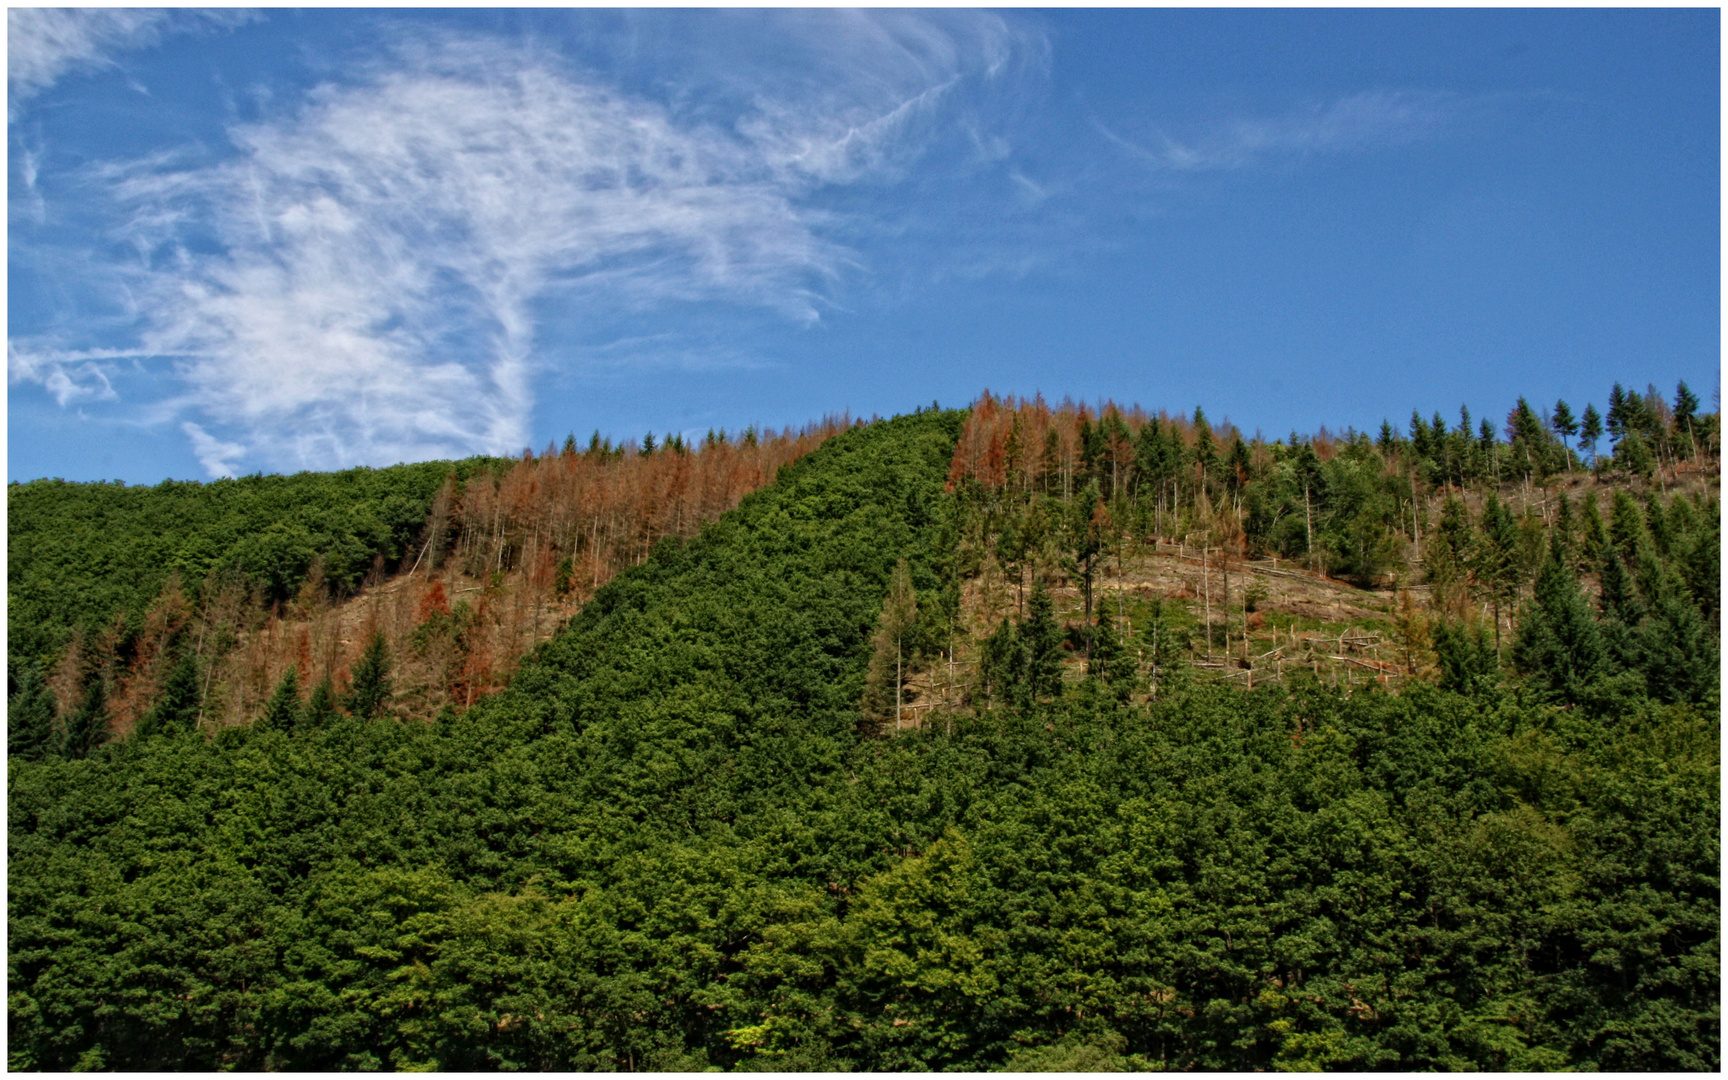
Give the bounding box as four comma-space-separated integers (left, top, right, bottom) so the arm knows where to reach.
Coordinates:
8, 8, 1719, 482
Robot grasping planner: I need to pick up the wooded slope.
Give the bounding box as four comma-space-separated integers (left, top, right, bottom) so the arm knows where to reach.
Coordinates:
8, 404, 1717, 1071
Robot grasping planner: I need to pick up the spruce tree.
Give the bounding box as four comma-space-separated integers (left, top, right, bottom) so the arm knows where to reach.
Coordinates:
1608, 490, 1647, 566
259, 668, 303, 733
346, 631, 393, 719
1225, 435, 1251, 494
980, 618, 1023, 709
1635, 564, 1718, 705
1606, 382, 1629, 440
1551, 399, 1577, 471
1551, 399, 1578, 446
1189, 407, 1217, 487
1579, 403, 1604, 466
1643, 493, 1673, 557
304, 676, 340, 730
1614, 429, 1655, 478
1473, 492, 1521, 655
1086, 612, 1135, 700
61, 673, 110, 760
9, 662, 58, 760
1409, 410, 1431, 461
137, 652, 203, 739
1511, 537, 1605, 706
1672, 380, 1700, 457
1597, 546, 1644, 625
1678, 502, 1718, 627
1019, 580, 1064, 704
1432, 619, 1499, 696
1579, 491, 1607, 572
1140, 596, 1188, 700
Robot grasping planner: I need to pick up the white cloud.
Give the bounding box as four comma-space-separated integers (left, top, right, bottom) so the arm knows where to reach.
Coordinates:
7, 8, 255, 115
181, 422, 244, 478
1100, 90, 1456, 173
67, 20, 1033, 476
8, 345, 124, 406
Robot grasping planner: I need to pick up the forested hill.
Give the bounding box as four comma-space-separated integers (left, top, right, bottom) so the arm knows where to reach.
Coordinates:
8, 401, 1720, 1070
8, 409, 967, 1069
8, 418, 846, 740
7, 459, 505, 670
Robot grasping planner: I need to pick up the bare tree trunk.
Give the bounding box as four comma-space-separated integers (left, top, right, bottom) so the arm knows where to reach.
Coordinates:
895, 640, 902, 732
1304, 482, 1313, 571
1203, 545, 1212, 660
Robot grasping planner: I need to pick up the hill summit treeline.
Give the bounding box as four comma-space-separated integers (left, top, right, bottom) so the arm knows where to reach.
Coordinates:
7, 388, 1720, 1071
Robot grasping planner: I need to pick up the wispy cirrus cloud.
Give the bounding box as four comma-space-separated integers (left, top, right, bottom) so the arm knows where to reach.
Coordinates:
1098, 89, 1458, 172
8, 8, 255, 115
25, 15, 1039, 476
6, 344, 124, 406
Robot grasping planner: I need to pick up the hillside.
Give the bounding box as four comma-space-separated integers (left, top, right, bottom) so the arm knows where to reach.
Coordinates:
8, 419, 846, 743
7, 394, 1720, 1070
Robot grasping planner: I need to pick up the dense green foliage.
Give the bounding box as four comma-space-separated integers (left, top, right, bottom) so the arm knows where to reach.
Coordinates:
8, 406, 1719, 1070
7, 458, 506, 670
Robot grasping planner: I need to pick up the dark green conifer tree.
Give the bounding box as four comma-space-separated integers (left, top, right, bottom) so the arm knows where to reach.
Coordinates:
9, 662, 58, 760
1225, 435, 1252, 497
1077, 414, 1101, 487
1608, 490, 1647, 566
1018, 581, 1064, 705
1432, 619, 1499, 696
1189, 407, 1217, 489
1473, 492, 1521, 655
1615, 429, 1656, 478
1643, 493, 1673, 557
1550, 492, 1574, 558
1579, 490, 1607, 572
979, 619, 1022, 709
345, 631, 393, 719
1506, 397, 1554, 482
136, 652, 202, 738
1635, 563, 1718, 705
61, 671, 110, 760
259, 668, 303, 733
304, 676, 339, 730
1512, 536, 1605, 706
1477, 417, 1499, 482
1672, 380, 1700, 457
1133, 418, 1167, 498
1606, 382, 1629, 440
1139, 596, 1188, 700
1551, 399, 1578, 458
1376, 419, 1397, 457
1597, 546, 1643, 625
1408, 410, 1431, 461
1579, 403, 1604, 465
1678, 498, 1718, 627
1086, 611, 1135, 701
